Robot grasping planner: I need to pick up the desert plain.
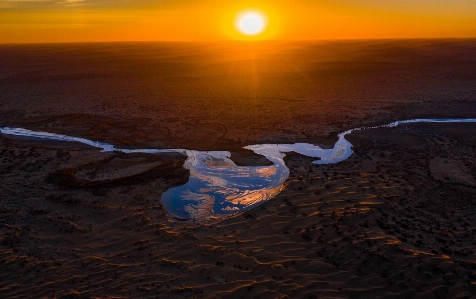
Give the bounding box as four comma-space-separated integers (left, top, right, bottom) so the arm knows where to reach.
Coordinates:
1, 39, 476, 298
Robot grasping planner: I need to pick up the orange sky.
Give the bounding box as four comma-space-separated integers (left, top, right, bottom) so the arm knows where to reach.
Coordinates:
1, 0, 475, 43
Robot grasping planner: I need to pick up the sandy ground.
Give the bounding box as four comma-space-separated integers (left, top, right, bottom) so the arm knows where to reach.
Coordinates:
1, 40, 476, 298
1, 40, 476, 150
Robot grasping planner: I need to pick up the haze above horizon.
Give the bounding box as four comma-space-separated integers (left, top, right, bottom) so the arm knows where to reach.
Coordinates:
1, 0, 476, 44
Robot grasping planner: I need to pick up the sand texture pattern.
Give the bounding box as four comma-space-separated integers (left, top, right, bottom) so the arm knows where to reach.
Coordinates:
1, 123, 475, 298
1, 40, 476, 298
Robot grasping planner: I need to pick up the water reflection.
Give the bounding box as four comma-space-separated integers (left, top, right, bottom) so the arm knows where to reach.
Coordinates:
161, 150, 288, 220
1, 118, 475, 221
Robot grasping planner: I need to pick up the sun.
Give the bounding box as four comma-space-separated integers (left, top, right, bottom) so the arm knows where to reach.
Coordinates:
235, 10, 268, 36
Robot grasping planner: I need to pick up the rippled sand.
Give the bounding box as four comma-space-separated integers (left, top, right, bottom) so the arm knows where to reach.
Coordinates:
1, 122, 476, 298
1, 40, 476, 298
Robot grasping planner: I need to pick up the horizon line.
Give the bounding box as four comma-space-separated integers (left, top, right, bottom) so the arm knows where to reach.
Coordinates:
1, 36, 476, 46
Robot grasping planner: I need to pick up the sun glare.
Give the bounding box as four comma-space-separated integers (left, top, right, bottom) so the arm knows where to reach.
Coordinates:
235, 10, 268, 36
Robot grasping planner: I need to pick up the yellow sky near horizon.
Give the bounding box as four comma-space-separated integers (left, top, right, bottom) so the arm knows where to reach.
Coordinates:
0, 0, 475, 43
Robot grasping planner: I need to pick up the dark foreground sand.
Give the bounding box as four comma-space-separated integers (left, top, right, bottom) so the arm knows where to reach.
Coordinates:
1, 40, 476, 298
1, 123, 475, 298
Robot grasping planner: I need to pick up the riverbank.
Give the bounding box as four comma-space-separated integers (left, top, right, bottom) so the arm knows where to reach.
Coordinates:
2, 118, 475, 222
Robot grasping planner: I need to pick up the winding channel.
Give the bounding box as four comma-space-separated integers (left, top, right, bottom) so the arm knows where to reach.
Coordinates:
1, 118, 475, 221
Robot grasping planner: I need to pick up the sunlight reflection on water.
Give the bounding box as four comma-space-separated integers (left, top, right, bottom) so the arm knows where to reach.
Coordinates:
1, 118, 475, 221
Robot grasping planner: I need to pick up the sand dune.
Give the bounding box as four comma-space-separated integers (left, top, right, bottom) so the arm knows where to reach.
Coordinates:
1, 122, 475, 298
